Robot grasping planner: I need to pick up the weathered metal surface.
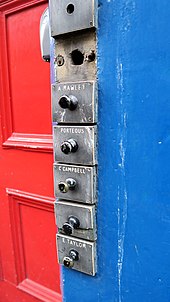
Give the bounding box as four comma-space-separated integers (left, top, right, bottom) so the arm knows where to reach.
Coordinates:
57, 234, 97, 276
54, 163, 97, 204
53, 125, 97, 165
52, 81, 97, 124
49, 0, 97, 37
55, 201, 97, 241
54, 31, 96, 82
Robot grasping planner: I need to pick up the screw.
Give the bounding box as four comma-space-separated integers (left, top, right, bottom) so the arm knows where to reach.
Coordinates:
56, 55, 64, 66
85, 50, 96, 62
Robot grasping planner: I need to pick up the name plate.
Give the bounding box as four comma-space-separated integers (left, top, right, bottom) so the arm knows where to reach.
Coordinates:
53, 125, 97, 166
57, 234, 97, 276
54, 163, 97, 204
52, 81, 97, 124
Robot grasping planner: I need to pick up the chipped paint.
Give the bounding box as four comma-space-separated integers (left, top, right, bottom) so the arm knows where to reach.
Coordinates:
116, 59, 128, 302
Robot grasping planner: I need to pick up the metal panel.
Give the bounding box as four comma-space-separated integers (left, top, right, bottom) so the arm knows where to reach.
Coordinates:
57, 234, 96, 276
55, 201, 96, 241
53, 126, 97, 165
54, 31, 96, 82
54, 163, 97, 204
52, 81, 97, 124
49, 0, 97, 37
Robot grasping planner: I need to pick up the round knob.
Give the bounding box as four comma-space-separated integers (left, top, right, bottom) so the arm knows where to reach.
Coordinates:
58, 182, 69, 193
63, 256, 74, 268
69, 249, 79, 261
63, 216, 80, 235
58, 178, 76, 193
62, 222, 73, 235
59, 95, 78, 111
66, 178, 77, 190
62, 250, 79, 268
61, 139, 78, 154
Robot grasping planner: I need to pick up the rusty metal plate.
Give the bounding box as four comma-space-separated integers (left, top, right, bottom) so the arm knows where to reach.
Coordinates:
57, 234, 97, 276
53, 125, 97, 165
54, 31, 96, 82
50, 0, 97, 37
55, 201, 97, 241
52, 81, 97, 124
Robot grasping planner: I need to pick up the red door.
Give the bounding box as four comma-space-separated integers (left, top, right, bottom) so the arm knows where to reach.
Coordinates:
0, 1, 61, 301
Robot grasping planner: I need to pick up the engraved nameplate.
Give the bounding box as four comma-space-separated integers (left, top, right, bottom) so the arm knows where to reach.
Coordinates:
57, 234, 97, 276
53, 125, 97, 165
54, 163, 97, 204
52, 81, 97, 124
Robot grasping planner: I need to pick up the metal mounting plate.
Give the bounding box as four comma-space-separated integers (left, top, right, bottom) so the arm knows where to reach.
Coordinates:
49, 0, 97, 37
57, 234, 97, 276
55, 201, 97, 241
53, 125, 97, 165
54, 163, 97, 204
52, 81, 97, 124
54, 31, 96, 82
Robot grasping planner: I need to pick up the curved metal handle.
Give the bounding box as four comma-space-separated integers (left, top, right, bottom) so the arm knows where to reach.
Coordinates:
40, 7, 50, 62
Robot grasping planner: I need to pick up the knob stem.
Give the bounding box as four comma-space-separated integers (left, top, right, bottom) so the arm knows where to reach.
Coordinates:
68, 216, 80, 229
69, 249, 79, 261
66, 178, 77, 190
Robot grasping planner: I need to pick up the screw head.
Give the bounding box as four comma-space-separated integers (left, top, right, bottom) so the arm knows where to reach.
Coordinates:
68, 216, 80, 229
56, 55, 64, 66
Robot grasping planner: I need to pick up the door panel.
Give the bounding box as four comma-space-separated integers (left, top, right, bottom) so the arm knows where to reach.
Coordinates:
0, 1, 61, 301
6, 4, 52, 134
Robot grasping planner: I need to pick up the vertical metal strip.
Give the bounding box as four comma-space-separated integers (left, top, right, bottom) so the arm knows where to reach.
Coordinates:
52, 0, 120, 301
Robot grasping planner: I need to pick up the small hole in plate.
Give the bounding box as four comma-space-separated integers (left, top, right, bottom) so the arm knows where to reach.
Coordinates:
67, 4, 74, 14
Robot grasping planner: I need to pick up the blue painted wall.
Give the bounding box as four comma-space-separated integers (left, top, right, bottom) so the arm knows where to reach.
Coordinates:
52, 1, 170, 301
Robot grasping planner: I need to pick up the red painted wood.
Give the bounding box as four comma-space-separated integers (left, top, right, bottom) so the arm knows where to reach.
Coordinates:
0, 252, 3, 281
6, 4, 51, 135
3, 132, 53, 152
0, 1, 61, 301
0, 0, 53, 150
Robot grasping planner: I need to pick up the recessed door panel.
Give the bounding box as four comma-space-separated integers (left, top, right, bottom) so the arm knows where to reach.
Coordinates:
0, 1, 61, 301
